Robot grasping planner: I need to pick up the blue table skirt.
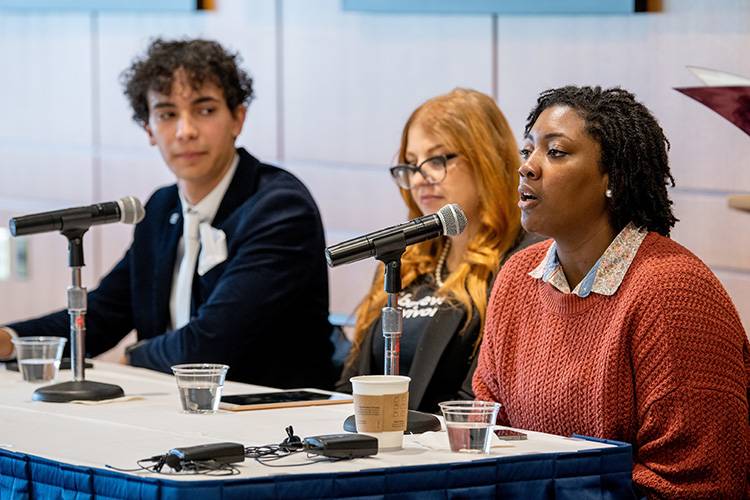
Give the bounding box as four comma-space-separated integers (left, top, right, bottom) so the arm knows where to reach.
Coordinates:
0, 436, 635, 499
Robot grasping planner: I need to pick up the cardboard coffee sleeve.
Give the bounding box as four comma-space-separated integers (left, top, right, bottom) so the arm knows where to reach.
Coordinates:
353, 392, 409, 432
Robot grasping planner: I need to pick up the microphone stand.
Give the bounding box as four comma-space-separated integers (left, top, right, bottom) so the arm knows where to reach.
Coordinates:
344, 232, 441, 434
380, 252, 404, 376
32, 228, 124, 402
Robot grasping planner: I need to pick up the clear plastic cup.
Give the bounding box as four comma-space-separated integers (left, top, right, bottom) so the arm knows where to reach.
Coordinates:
439, 400, 501, 453
12, 336, 67, 383
171, 364, 229, 414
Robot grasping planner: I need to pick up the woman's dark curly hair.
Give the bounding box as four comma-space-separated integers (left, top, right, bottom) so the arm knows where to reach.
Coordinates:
121, 38, 254, 126
524, 86, 678, 236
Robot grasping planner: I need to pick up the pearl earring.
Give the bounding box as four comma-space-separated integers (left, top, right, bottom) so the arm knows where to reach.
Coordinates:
605, 189, 613, 199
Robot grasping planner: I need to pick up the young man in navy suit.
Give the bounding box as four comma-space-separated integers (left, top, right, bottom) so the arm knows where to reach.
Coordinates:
0, 39, 335, 390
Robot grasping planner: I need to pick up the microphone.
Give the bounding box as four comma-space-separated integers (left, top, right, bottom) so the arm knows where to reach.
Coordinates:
9, 196, 145, 237
326, 203, 467, 267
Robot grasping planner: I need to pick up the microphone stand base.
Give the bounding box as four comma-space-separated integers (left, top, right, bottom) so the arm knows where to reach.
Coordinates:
32, 380, 125, 403
343, 410, 441, 434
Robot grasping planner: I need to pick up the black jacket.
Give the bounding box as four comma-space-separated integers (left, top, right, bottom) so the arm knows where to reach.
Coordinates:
338, 289, 478, 413
336, 230, 543, 412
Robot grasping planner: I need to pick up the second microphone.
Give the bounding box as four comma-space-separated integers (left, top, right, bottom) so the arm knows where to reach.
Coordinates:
325, 204, 467, 267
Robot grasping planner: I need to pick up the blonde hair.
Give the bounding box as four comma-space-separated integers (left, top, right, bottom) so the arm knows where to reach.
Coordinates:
347, 88, 521, 367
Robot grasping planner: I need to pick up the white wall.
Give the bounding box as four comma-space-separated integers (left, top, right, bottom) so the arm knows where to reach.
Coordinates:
1, 0, 749, 336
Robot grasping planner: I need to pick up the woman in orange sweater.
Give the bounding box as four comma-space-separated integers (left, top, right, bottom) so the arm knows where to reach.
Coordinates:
473, 85, 749, 498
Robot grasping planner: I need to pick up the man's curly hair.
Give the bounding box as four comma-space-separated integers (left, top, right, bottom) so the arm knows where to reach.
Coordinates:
121, 38, 254, 126
524, 85, 678, 236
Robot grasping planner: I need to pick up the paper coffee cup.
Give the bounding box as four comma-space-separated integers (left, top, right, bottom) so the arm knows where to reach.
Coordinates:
350, 375, 410, 450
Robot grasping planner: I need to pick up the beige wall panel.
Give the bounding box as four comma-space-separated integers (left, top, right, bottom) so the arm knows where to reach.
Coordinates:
641, 0, 750, 192
0, 151, 94, 205
98, 151, 172, 204
283, 160, 404, 236
204, 1, 279, 161
499, 1, 750, 190
496, 13, 649, 138
283, 0, 494, 166
670, 190, 750, 340
495, 0, 750, 192
0, 12, 97, 326
0, 12, 92, 147
671, 191, 750, 271
97, 1, 278, 160
714, 270, 750, 337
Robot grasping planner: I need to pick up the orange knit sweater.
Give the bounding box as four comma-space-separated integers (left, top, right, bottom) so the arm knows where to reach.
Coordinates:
473, 233, 750, 498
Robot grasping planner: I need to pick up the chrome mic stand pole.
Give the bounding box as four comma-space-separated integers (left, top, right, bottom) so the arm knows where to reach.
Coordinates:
69, 264, 86, 382
33, 228, 124, 402
382, 261, 403, 376
375, 237, 440, 434
372, 233, 407, 376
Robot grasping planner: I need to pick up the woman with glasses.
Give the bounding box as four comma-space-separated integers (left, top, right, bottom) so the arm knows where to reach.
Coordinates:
473, 86, 749, 498
336, 88, 540, 413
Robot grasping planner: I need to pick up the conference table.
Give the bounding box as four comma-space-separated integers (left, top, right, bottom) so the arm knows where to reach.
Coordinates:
0, 362, 634, 499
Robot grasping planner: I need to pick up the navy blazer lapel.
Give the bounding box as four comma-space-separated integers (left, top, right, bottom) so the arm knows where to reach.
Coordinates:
408, 306, 464, 410
154, 196, 182, 334
193, 148, 260, 311
212, 148, 260, 229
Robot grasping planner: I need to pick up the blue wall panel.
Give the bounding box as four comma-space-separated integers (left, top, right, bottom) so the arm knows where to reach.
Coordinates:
0, 0, 195, 12
343, 0, 645, 15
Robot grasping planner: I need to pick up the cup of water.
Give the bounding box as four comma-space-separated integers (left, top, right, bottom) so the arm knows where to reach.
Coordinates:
439, 400, 501, 453
171, 364, 229, 414
11, 336, 67, 383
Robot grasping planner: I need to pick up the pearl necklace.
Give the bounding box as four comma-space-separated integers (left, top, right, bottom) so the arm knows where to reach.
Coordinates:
434, 240, 451, 288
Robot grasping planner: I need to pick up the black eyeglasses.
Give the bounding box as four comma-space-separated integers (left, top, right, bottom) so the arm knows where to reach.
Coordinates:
389, 153, 458, 189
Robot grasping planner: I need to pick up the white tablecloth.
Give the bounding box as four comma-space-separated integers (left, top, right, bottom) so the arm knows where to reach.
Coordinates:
0, 361, 612, 481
